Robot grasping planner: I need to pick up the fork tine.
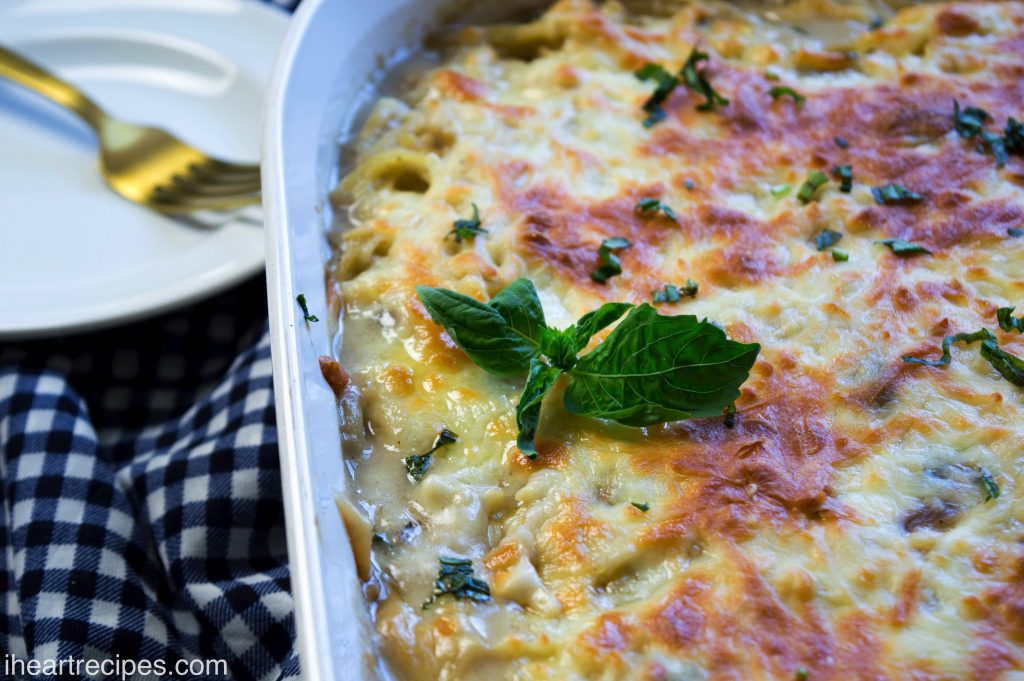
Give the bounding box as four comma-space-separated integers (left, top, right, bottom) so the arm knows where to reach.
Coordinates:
163, 172, 261, 198
191, 158, 262, 180
148, 191, 261, 214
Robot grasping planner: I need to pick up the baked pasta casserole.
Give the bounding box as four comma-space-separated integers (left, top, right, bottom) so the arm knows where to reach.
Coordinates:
324, 0, 1024, 678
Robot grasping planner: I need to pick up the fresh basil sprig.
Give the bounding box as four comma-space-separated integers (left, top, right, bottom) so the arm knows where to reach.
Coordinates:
416, 279, 760, 456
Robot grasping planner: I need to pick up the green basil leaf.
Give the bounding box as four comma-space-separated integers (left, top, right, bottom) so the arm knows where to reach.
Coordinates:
770, 183, 791, 197
871, 184, 923, 205
876, 238, 931, 256
564, 305, 760, 426
631, 502, 650, 512
768, 85, 805, 107
831, 248, 849, 262
516, 359, 563, 458
834, 136, 849, 148
423, 557, 491, 609
488, 278, 548, 349
953, 99, 989, 140
832, 164, 853, 193
403, 429, 459, 483
979, 467, 1000, 501
981, 131, 1008, 169
571, 302, 633, 352
635, 62, 680, 127
980, 339, 1024, 386
998, 307, 1024, 333
447, 203, 487, 242
814, 229, 843, 251
653, 280, 698, 303
416, 285, 539, 375
797, 171, 829, 203
636, 198, 677, 222
1006, 117, 1024, 153
681, 47, 729, 112
296, 294, 319, 323
591, 237, 631, 284
902, 329, 995, 367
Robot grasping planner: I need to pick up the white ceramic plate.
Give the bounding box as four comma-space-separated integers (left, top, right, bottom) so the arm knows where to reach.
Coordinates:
0, 0, 288, 339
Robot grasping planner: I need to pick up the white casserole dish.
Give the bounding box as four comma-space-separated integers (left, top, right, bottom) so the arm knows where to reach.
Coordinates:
262, 1, 546, 678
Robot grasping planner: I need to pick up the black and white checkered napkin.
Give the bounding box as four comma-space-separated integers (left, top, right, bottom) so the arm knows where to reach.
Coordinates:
0, 3, 314, 677
0, 273, 298, 680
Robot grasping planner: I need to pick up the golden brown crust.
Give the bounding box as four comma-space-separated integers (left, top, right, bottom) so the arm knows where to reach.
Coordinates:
330, 1, 1024, 678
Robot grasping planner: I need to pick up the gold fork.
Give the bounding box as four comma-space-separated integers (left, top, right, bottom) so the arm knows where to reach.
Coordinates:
0, 44, 261, 214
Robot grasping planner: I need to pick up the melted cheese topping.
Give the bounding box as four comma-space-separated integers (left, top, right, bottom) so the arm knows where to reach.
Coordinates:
328, 1, 1024, 678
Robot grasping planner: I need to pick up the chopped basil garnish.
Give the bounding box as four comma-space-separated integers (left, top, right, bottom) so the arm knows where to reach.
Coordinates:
795, 668, 809, 681
980, 339, 1024, 385
684, 178, 696, 190
636, 198, 677, 222
591, 237, 631, 284
834, 136, 849, 148
831, 248, 849, 262
952, 100, 1021, 169
769, 86, 805, 108
296, 294, 319, 323
797, 170, 829, 203
814, 229, 842, 251
1009, 228, 1024, 238
403, 429, 459, 483
652, 280, 698, 303
998, 307, 1024, 333
903, 329, 993, 368
765, 70, 780, 81
875, 238, 930, 255
953, 99, 989, 139
635, 49, 729, 124
868, 15, 884, 30
871, 184, 922, 205
1006, 117, 1024, 153
417, 279, 760, 455
447, 203, 487, 243
979, 468, 1000, 501
681, 47, 729, 111
631, 502, 650, 512
635, 63, 679, 128
833, 164, 853, 193
902, 328, 1024, 386
770, 183, 792, 197
423, 557, 491, 609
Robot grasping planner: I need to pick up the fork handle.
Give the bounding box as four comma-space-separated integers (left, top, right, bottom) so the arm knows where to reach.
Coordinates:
0, 44, 108, 130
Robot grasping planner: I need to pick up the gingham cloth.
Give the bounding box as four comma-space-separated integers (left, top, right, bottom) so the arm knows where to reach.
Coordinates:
0, 275, 299, 681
